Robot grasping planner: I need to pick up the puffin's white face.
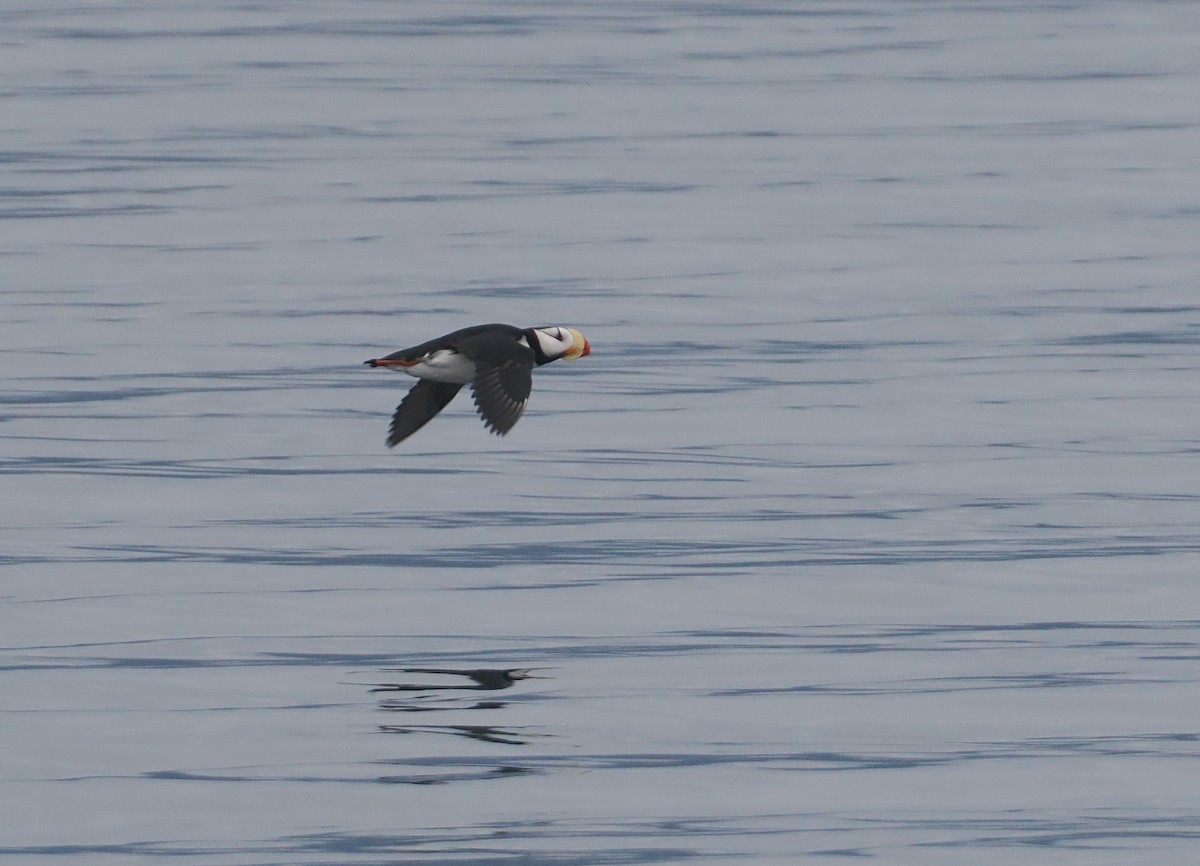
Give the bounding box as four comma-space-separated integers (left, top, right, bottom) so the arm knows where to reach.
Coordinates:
533, 326, 591, 361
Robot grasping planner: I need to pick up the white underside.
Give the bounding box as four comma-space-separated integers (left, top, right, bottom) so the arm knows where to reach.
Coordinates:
402, 349, 476, 384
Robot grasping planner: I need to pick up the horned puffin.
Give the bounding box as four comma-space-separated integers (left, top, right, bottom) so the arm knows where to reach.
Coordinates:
364, 323, 591, 447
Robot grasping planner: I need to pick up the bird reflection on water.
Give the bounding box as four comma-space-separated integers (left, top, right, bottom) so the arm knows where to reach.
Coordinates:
378, 723, 547, 746
370, 667, 550, 692
369, 667, 552, 749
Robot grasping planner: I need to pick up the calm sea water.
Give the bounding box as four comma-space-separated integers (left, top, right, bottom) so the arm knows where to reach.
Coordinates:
4, 2, 1200, 863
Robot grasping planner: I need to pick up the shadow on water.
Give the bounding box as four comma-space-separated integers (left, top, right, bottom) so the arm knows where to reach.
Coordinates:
377, 765, 539, 786
369, 667, 552, 774
378, 723, 547, 746
370, 666, 553, 692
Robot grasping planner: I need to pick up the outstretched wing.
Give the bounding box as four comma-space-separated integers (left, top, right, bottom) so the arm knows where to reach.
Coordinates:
470, 359, 533, 436
388, 380, 463, 447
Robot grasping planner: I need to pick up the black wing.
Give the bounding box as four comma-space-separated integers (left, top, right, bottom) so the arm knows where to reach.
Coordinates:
471, 359, 533, 436
388, 380, 463, 447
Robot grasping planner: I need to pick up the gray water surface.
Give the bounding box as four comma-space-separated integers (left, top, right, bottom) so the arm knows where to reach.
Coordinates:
4, 2, 1200, 863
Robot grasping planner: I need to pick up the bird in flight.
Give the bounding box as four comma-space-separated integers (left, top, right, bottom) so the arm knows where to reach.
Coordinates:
364, 323, 591, 446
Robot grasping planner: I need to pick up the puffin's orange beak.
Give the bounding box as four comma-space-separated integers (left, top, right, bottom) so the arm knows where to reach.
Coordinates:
563, 328, 591, 360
